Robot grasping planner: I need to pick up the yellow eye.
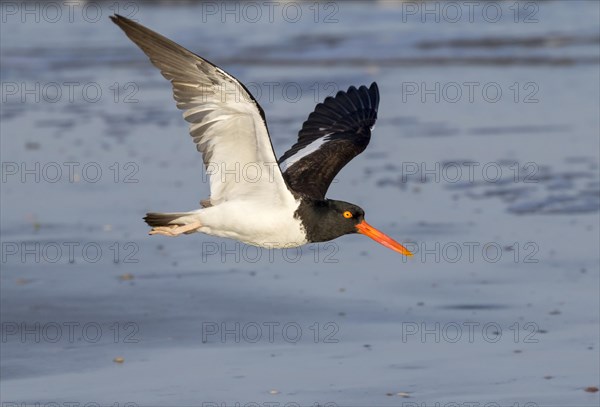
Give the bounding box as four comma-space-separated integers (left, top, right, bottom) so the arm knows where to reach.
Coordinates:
343, 211, 353, 219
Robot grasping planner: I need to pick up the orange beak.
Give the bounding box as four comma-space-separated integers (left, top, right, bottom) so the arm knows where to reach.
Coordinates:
356, 220, 413, 256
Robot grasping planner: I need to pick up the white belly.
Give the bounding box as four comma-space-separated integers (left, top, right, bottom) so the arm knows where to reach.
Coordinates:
194, 199, 308, 248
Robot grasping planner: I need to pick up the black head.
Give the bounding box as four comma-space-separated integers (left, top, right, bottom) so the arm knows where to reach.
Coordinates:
296, 199, 364, 242
297, 199, 412, 256
297, 198, 412, 256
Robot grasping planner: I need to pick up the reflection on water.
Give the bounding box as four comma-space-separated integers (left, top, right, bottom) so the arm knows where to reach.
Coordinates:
375, 157, 599, 214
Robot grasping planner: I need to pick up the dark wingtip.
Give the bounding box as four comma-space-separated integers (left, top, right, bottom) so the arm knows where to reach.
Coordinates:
369, 82, 380, 108
110, 13, 134, 28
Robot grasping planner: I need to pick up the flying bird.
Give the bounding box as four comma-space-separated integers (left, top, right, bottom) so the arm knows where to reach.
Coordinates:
111, 15, 412, 256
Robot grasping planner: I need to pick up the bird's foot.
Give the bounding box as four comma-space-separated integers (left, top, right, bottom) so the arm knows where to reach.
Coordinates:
149, 222, 202, 237
149, 226, 179, 236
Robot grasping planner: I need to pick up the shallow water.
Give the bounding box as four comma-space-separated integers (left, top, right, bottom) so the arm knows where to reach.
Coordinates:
1, 1, 599, 405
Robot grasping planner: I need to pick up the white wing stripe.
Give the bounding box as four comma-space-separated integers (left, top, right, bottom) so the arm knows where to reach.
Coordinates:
280, 134, 332, 171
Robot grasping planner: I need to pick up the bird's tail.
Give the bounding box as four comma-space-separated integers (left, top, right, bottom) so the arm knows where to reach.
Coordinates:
144, 212, 196, 227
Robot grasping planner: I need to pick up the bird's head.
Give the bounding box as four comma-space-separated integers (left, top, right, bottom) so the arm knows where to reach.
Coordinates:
301, 199, 413, 256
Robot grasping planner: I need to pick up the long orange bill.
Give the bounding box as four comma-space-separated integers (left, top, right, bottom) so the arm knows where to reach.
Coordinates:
355, 220, 413, 256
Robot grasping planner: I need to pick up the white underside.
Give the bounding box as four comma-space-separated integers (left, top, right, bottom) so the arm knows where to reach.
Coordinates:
173, 198, 308, 248
124, 27, 309, 248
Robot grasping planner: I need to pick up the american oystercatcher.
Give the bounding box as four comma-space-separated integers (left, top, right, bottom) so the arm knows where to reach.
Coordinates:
111, 15, 412, 256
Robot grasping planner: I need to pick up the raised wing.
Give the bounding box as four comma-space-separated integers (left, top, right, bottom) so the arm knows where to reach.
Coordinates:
111, 15, 292, 207
279, 82, 380, 199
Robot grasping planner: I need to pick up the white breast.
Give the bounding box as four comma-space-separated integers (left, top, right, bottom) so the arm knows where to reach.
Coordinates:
194, 198, 308, 248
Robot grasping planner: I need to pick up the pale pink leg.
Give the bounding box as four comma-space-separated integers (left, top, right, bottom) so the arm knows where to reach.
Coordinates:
149, 221, 202, 237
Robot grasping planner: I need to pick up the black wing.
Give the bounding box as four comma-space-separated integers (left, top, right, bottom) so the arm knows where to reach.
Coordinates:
279, 82, 380, 199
